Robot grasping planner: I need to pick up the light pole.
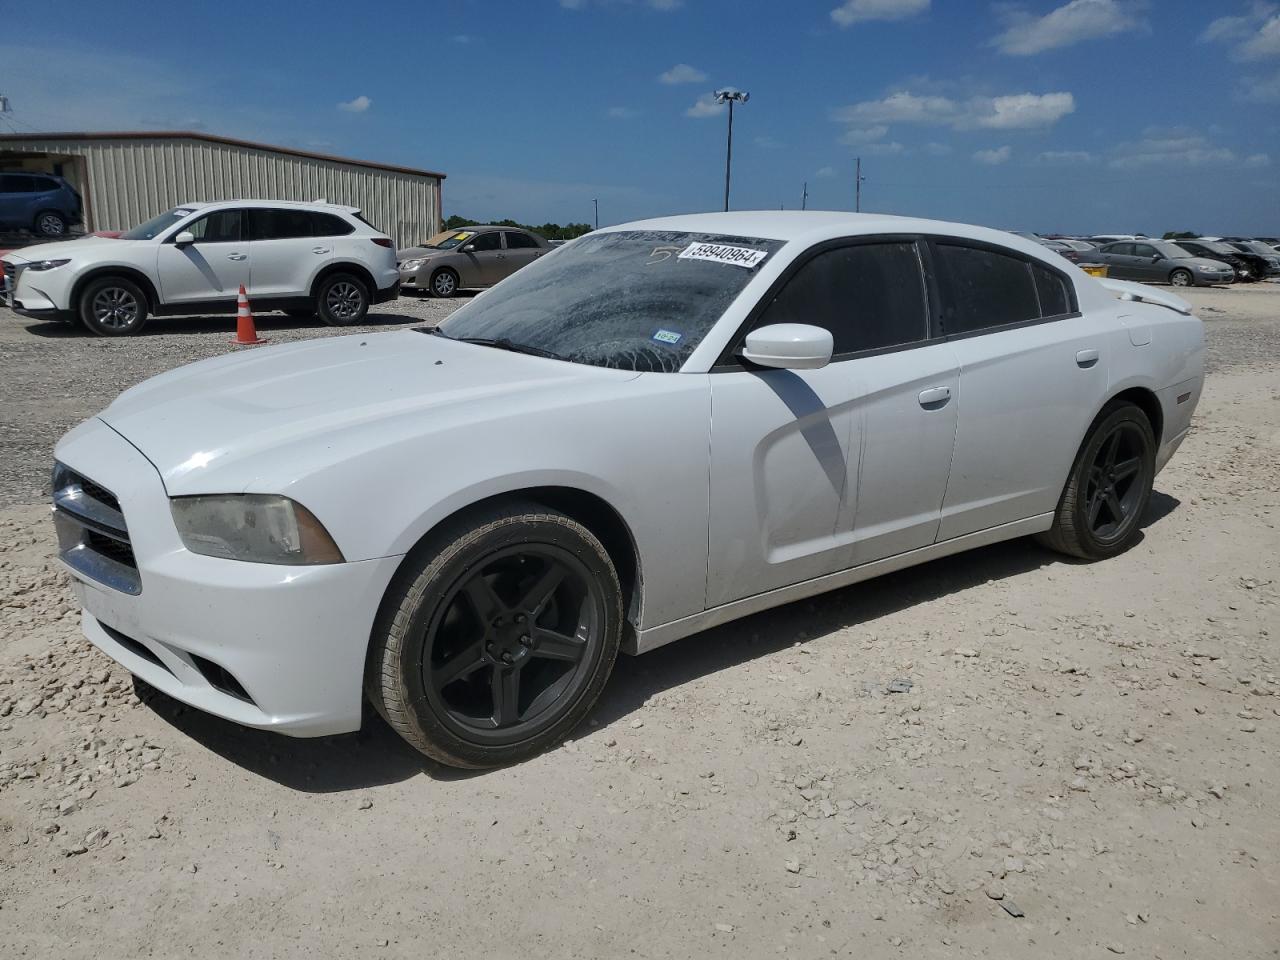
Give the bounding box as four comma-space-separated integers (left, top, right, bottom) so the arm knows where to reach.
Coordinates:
714, 89, 749, 212
592, 198, 599, 231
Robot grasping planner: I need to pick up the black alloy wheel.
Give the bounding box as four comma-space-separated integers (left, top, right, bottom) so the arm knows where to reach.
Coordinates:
1039, 402, 1155, 560
367, 502, 622, 768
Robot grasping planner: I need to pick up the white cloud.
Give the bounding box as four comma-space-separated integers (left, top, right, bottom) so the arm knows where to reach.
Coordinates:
754, 135, 784, 149
685, 94, 725, 118
832, 90, 1074, 130
1243, 153, 1272, 167
862, 141, 906, 155
831, 0, 929, 27
815, 166, 837, 178
1037, 149, 1094, 164
1202, 5, 1280, 61
924, 141, 953, 156
994, 0, 1142, 56
1109, 129, 1237, 168
659, 63, 707, 85
606, 106, 639, 119
839, 124, 890, 144
1239, 69, 1280, 101
973, 146, 1012, 165
337, 95, 371, 113
452, 34, 472, 44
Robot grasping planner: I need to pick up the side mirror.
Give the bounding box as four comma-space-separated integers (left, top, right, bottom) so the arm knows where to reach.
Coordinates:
174, 231, 195, 247
460, 243, 475, 253
1151, 253, 1164, 261
741, 323, 833, 370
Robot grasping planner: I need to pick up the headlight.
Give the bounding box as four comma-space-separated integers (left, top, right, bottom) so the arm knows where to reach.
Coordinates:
400, 258, 425, 271
28, 258, 71, 272
170, 495, 344, 565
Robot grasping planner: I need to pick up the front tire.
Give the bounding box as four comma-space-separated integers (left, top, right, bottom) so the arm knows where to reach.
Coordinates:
316, 273, 369, 326
429, 268, 460, 298
366, 502, 623, 768
79, 276, 148, 336
35, 211, 67, 237
1038, 402, 1155, 561
1169, 268, 1193, 287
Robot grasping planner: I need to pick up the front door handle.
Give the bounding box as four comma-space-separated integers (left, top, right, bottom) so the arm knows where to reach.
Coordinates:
226, 253, 247, 261
312, 246, 331, 255
1076, 348, 1100, 368
918, 386, 951, 409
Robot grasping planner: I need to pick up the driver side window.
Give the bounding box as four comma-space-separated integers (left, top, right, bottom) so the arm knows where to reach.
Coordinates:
186, 209, 242, 243
750, 241, 929, 358
469, 232, 502, 252
1132, 244, 1156, 258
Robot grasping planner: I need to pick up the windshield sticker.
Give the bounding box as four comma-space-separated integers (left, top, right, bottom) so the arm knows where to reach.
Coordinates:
652, 329, 683, 345
678, 242, 768, 269
172, 209, 194, 218
452, 232, 473, 241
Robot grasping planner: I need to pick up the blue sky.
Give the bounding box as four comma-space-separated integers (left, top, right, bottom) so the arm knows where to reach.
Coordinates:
2, 0, 1277, 233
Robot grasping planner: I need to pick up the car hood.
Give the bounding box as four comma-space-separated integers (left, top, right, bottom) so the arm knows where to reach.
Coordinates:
1, 234, 134, 264
397, 246, 452, 262
97, 330, 639, 495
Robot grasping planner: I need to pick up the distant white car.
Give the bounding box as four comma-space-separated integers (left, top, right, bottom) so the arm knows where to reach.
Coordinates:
51, 211, 1203, 767
1, 200, 399, 335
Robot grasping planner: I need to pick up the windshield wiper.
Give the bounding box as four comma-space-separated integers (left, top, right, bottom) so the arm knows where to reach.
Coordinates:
427, 329, 566, 361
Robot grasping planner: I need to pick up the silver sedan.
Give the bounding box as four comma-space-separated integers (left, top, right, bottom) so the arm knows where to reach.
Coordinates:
1090, 240, 1234, 287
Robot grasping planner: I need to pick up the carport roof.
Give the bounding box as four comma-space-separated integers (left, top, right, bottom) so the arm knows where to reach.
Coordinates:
0, 131, 446, 180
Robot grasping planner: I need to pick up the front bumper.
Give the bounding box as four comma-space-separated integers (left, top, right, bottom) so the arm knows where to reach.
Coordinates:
54, 417, 403, 737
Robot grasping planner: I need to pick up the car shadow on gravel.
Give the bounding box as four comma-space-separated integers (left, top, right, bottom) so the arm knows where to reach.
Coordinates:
589, 489, 1182, 729
20, 311, 420, 338
132, 491, 1180, 790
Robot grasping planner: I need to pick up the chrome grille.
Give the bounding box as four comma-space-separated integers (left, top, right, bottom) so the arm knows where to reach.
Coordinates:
52, 462, 141, 595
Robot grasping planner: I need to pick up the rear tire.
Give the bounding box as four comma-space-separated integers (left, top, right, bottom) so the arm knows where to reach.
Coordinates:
366, 501, 623, 769
1037, 402, 1155, 561
1169, 268, 1193, 288
34, 211, 67, 237
316, 273, 369, 326
79, 276, 148, 336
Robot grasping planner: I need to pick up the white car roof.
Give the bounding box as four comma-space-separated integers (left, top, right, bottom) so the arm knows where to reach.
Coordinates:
598, 210, 1060, 262
173, 199, 361, 215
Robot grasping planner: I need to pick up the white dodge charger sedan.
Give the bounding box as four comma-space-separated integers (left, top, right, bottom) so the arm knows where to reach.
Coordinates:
51, 212, 1203, 768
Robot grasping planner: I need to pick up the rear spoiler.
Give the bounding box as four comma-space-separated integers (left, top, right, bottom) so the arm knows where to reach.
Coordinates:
1097, 278, 1193, 316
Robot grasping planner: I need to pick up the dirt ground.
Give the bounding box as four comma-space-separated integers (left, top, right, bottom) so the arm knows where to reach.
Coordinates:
0, 284, 1277, 959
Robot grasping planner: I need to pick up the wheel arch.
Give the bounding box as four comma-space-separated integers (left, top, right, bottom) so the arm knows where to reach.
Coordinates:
311, 261, 377, 301
374, 485, 644, 651
1106, 385, 1164, 446
70, 267, 160, 313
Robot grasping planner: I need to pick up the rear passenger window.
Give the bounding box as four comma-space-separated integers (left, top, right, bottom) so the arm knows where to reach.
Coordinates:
752, 241, 928, 356
311, 212, 354, 236
504, 232, 540, 249
1, 174, 36, 192
932, 243, 1040, 335
1032, 263, 1071, 317
249, 209, 313, 240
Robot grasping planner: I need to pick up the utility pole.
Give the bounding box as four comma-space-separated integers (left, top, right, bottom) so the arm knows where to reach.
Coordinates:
801, 181, 808, 211
714, 89, 749, 212
855, 157, 865, 212
592, 198, 599, 230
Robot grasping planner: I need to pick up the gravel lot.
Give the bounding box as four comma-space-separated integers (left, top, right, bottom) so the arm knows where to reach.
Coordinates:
0, 284, 1277, 958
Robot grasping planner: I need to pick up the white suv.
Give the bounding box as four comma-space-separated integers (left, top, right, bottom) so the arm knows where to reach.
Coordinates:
1, 200, 400, 335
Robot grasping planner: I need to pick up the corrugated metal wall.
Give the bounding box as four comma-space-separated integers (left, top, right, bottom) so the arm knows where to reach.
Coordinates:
1, 137, 440, 247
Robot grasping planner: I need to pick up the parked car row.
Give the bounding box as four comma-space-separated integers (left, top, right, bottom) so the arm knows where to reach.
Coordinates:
1017, 231, 1280, 286
397, 225, 553, 298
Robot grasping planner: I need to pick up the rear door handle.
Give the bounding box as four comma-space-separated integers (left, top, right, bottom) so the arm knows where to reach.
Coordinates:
1076, 348, 1100, 368
918, 386, 951, 409
226, 254, 247, 261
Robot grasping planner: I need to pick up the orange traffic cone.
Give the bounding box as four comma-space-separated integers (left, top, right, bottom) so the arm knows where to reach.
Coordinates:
233, 284, 266, 345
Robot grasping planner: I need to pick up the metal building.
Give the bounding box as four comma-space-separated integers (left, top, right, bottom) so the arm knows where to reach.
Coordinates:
0, 131, 444, 247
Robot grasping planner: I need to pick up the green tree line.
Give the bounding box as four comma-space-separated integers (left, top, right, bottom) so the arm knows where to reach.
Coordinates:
443, 215, 594, 242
